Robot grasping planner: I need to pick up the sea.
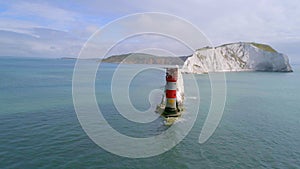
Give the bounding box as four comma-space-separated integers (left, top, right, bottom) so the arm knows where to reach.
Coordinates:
0, 56, 300, 169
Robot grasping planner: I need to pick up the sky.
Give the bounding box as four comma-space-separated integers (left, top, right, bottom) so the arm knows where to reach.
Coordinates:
0, 0, 299, 62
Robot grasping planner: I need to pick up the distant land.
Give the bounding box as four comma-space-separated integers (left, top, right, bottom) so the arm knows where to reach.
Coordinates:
60, 53, 189, 65
60, 57, 98, 60
100, 53, 190, 65
60, 42, 293, 73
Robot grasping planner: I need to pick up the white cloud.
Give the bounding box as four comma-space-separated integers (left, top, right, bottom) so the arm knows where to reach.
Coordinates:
2, 1, 78, 23
0, 28, 83, 57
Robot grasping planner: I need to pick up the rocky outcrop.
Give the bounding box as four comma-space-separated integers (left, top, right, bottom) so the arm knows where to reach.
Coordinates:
182, 42, 293, 73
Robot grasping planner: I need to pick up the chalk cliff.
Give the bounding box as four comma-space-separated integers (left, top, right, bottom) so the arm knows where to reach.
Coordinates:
182, 42, 293, 73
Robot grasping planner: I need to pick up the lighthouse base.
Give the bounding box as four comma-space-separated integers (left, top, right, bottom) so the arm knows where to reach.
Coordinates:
155, 103, 183, 118
155, 100, 184, 126
164, 107, 177, 114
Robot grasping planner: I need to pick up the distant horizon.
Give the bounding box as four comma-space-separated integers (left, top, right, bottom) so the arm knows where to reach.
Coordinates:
1, 40, 299, 64
1, 54, 299, 66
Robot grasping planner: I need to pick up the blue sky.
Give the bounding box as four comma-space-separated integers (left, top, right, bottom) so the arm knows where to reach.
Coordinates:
0, 0, 299, 62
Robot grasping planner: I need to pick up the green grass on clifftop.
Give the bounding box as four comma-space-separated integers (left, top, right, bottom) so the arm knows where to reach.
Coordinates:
250, 42, 277, 53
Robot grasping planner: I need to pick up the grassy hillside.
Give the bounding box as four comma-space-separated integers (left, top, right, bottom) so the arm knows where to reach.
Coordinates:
250, 42, 277, 53
101, 53, 189, 65
213, 42, 278, 53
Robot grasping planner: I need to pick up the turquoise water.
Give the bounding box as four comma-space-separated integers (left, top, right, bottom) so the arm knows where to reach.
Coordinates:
1, 57, 300, 168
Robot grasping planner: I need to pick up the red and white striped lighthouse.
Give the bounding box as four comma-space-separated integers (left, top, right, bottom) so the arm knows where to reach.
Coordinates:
164, 68, 178, 114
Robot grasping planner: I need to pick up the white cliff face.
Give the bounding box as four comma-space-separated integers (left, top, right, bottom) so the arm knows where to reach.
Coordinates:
176, 70, 184, 104
182, 42, 293, 74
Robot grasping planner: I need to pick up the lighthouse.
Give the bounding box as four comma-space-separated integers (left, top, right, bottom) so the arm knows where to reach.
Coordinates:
156, 67, 184, 121
164, 68, 178, 115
